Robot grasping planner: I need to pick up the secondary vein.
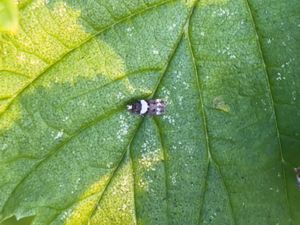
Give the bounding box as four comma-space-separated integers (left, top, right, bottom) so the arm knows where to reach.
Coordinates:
244, 0, 293, 221
186, 4, 237, 224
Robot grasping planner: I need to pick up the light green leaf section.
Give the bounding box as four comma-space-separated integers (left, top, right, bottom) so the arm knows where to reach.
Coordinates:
0, 0, 299, 225
0, 0, 18, 32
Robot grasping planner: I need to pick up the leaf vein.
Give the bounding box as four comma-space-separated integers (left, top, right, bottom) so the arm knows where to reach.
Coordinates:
186, 8, 237, 224
153, 118, 170, 223
86, 120, 143, 224
0, 70, 31, 79
0, 107, 124, 215
55, 67, 161, 110
244, 0, 293, 221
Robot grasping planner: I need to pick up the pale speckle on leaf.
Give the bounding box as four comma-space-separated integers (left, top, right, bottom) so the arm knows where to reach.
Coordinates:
54, 130, 64, 140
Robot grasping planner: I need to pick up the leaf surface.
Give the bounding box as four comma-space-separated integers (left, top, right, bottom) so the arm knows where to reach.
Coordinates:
0, 0, 18, 33
0, 0, 299, 225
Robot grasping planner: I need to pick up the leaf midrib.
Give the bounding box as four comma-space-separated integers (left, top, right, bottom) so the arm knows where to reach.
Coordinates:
186, 15, 237, 225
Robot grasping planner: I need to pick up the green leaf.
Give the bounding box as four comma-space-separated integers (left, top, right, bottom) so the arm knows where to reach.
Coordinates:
0, 0, 18, 33
0, 0, 299, 224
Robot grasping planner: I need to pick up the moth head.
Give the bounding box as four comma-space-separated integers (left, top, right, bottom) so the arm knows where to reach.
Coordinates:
127, 101, 142, 114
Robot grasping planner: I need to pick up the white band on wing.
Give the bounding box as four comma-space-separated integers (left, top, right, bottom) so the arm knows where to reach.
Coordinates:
140, 100, 148, 114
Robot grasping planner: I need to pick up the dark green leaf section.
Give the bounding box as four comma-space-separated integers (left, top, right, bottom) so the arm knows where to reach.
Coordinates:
0, 216, 32, 225
154, 37, 208, 224
130, 36, 209, 225
131, 119, 168, 225
190, 0, 295, 224
246, 0, 300, 220
200, 163, 235, 225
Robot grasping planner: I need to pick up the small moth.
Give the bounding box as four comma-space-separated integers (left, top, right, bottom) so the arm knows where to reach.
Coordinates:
127, 99, 166, 116
295, 167, 300, 189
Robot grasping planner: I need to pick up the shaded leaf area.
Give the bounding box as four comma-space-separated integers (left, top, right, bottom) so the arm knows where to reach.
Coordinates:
0, 0, 299, 225
189, 1, 291, 224
246, 0, 300, 221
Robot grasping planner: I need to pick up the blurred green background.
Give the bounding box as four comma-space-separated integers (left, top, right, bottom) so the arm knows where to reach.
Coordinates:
1, 216, 33, 225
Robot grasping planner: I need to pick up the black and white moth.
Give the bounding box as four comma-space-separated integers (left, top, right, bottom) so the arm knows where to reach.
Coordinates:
127, 99, 166, 116
295, 167, 300, 189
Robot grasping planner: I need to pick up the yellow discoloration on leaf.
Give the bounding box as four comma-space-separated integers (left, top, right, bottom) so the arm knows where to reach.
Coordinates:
0, 72, 28, 98
64, 195, 99, 225
47, 1, 90, 46
138, 148, 163, 172
89, 156, 136, 225
0, 101, 20, 131
15, 0, 89, 62
0, 0, 92, 113
81, 174, 111, 199
0, 39, 48, 81
182, 0, 198, 8
64, 174, 110, 225
40, 38, 126, 88
0, 0, 18, 33
65, 158, 136, 225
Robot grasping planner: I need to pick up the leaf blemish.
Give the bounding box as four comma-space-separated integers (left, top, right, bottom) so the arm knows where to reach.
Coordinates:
139, 148, 161, 172
212, 96, 230, 112
54, 130, 64, 140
